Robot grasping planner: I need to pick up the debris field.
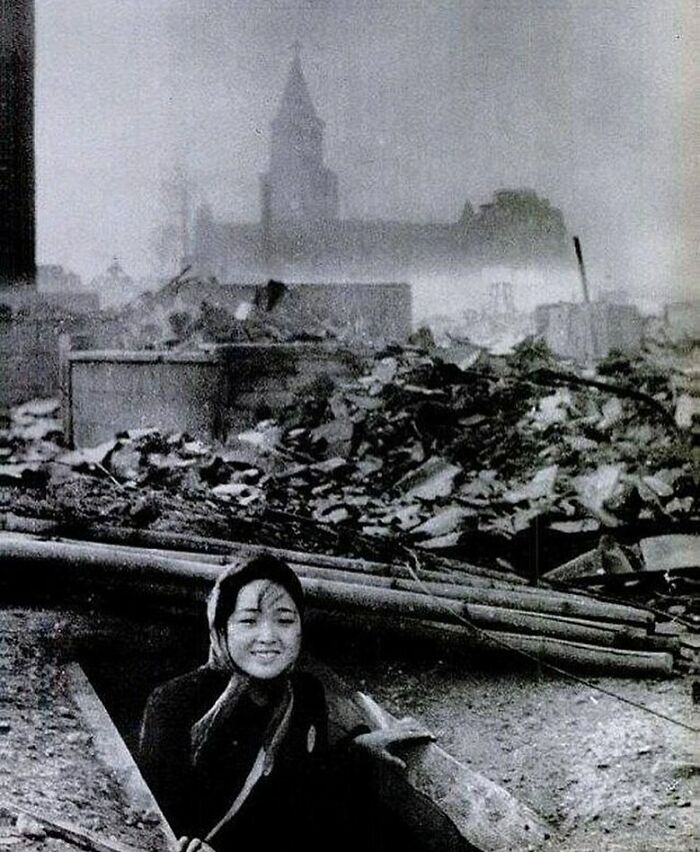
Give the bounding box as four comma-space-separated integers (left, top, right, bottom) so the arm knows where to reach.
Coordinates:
0, 336, 698, 851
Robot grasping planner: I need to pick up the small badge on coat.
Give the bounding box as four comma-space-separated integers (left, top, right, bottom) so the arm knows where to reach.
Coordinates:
306, 725, 316, 753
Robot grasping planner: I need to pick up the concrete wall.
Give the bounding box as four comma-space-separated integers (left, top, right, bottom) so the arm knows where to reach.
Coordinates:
65, 351, 226, 447
534, 302, 644, 362
154, 279, 412, 343
0, 315, 63, 408
664, 301, 700, 343
65, 344, 365, 447
0, 289, 102, 409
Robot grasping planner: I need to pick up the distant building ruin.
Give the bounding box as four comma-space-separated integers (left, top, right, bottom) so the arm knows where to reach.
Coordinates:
663, 300, 700, 343
193, 53, 572, 284
0, 0, 36, 285
534, 302, 644, 362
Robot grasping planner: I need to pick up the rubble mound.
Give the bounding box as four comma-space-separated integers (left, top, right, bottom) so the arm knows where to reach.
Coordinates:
262, 341, 696, 554
1, 341, 696, 581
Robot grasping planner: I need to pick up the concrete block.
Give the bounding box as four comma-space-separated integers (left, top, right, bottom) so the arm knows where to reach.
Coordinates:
66, 351, 226, 447
664, 301, 700, 343
65, 344, 366, 447
534, 302, 643, 361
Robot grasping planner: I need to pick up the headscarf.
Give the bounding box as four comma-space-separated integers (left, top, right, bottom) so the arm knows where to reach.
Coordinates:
191, 555, 305, 766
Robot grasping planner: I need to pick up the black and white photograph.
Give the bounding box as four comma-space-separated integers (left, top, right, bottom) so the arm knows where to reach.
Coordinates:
0, 1, 698, 850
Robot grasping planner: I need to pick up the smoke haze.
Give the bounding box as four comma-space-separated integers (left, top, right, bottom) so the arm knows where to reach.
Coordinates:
35, 0, 697, 310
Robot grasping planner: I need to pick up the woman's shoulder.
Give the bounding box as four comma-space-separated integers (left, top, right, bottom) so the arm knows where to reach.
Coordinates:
291, 670, 327, 718
293, 669, 325, 697
145, 666, 226, 718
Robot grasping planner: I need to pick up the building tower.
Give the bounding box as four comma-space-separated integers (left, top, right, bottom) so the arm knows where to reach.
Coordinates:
260, 46, 338, 224
0, 0, 36, 285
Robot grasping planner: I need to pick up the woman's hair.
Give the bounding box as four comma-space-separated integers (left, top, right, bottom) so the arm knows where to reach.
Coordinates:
210, 554, 305, 635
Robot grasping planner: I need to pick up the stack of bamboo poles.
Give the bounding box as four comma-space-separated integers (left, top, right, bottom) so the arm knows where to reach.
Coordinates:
0, 513, 679, 676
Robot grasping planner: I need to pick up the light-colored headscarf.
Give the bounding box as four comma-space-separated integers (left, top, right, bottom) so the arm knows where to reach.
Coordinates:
190, 556, 304, 768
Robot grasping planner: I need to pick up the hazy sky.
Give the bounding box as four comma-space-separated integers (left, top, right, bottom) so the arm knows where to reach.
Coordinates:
35, 0, 697, 307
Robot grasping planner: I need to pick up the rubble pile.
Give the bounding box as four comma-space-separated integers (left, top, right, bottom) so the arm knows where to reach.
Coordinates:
260, 341, 696, 550
0, 399, 64, 488
1, 339, 697, 676
1, 342, 695, 569
1, 425, 252, 540
97, 278, 346, 351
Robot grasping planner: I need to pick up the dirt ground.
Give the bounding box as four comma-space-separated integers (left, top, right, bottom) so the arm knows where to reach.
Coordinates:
0, 609, 168, 852
1, 607, 697, 852
324, 646, 698, 852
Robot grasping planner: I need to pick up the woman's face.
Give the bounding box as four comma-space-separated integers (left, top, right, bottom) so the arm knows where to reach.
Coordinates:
225, 579, 302, 679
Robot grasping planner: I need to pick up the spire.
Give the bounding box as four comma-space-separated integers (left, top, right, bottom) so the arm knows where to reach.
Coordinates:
263, 44, 338, 223
274, 44, 323, 129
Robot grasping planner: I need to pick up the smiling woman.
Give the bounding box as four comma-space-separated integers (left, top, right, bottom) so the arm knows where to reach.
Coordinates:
223, 578, 302, 680
138, 555, 433, 852
139, 556, 329, 850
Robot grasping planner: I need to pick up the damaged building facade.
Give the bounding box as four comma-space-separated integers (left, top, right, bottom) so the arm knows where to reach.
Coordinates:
192, 53, 573, 284
0, 0, 100, 409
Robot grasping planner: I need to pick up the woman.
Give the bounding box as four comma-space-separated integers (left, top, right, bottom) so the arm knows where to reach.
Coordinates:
139, 554, 431, 852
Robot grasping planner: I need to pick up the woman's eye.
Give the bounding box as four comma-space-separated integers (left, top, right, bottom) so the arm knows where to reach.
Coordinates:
277, 618, 296, 626
237, 618, 257, 625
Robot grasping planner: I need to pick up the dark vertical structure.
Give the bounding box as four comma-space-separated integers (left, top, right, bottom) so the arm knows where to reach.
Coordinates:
0, 0, 36, 286
260, 47, 338, 225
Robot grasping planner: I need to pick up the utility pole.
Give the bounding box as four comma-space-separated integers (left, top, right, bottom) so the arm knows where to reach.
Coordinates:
0, 0, 36, 286
573, 236, 590, 304
573, 235, 598, 360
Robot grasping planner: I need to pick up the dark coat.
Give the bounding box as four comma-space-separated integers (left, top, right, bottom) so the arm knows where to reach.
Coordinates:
140, 667, 431, 852
139, 666, 331, 850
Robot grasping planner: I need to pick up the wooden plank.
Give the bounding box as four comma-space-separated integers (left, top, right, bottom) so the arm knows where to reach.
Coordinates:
63, 664, 176, 850
307, 658, 550, 852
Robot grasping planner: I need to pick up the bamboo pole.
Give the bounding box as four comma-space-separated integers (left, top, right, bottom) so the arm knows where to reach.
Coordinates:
467, 628, 675, 676
16, 531, 652, 627
292, 563, 654, 628
0, 513, 521, 589
1, 532, 656, 632
0, 535, 218, 587
310, 611, 675, 677
81, 531, 651, 613
0, 517, 658, 627
299, 576, 655, 648
0, 535, 670, 664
